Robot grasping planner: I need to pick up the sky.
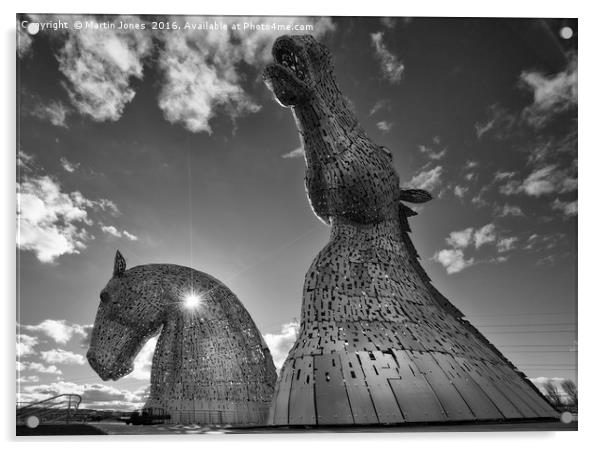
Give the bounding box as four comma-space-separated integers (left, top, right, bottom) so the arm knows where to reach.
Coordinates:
16, 14, 577, 410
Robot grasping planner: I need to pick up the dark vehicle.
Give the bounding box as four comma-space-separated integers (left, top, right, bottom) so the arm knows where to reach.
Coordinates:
124, 408, 170, 425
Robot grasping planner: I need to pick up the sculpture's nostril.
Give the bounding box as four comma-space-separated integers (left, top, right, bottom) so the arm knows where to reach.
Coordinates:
100, 292, 109, 303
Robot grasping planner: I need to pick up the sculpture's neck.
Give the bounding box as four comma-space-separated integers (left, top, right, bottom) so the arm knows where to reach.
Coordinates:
330, 213, 402, 243
292, 92, 368, 166
149, 309, 207, 394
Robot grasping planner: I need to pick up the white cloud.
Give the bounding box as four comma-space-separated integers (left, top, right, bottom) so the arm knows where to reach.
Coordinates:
407, 166, 443, 191
376, 121, 393, 132
101, 225, 121, 237
475, 104, 517, 139
419, 144, 446, 160
499, 179, 523, 196
369, 99, 391, 116
263, 321, 299, 371
95, 199, 120, 216
17, 175, 92, 263
31, 101, 70, 128
500, 204, 524, 217
17, 334, 38, 357
282, 146, 305, 159
21, 320, 88, 344
520, 55, 577, 128
20, 361, 62, 375
370, 31, 405, 84
18, 375, 40, 383
493, 171, 515, 182
17, 150, 35, 170
552, 198, 577, 217
57, 20, 153, 122
125, 337, 158, 381
433, 249, 474, 274
157, 16, 334, 133
474, 223, 497, 248
59, 157, 79, 172
453, 186, 468, 198
499, 165, 576, 198
521, 165, 558, 196
446, 227, 474, 249
123, 230, 138, 241
40, 349, 86, 365
100, 225, 138, 241
497, 237, 518, 253
17, 158, 126, 263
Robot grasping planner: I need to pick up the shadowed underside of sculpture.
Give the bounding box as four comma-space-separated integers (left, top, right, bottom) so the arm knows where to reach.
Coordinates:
263, 35, 558, 425
87, 252, 277, 425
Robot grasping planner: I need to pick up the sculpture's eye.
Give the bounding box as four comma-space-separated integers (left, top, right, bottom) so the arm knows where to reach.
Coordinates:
100, 291, 110, 303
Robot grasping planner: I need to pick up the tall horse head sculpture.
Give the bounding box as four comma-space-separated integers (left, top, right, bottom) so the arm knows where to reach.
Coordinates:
87, 251, 277, 425
262, 35, 557, 426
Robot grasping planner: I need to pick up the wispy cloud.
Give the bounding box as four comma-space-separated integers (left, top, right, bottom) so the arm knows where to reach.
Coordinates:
498, 165, 576, 198
407, 166, 443, 191
40, 349, 86, 365
262, 320, 299, 371
370, 31, 405, 84
474, 223, 497, 248
369, 99, 391, 116
453, 185, 468, 198
497, 236, 518, 252
21, 320, 89, 345
552, 198, 577, 217
100, 225, 138, 241
499, 204, 524, 217
17, 334, 38, 357
30, 100, 70, 128
18, 361, 62, 375
281, 146, 305, 159
59, 157, 79, 173
419, 144, 446, 160
376, 120, 393, 133
475, 104, 517, 139
520, 54, 577, 128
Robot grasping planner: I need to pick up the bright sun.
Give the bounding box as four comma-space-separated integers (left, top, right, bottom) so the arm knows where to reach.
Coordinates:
183, 291, 202, 310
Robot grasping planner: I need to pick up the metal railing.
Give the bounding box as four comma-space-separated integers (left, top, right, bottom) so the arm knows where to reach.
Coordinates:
16, 394, 82, 425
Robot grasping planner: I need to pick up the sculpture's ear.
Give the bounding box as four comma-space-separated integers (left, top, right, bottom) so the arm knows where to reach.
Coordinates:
399, 188, 433, 203
113, 250, 126, 278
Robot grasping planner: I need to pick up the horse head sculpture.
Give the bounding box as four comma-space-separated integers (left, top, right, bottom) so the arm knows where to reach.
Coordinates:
87, 251, 277, 425
262, 34, 558, 426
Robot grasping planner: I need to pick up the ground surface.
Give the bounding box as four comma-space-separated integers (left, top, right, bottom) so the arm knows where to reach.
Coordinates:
17, 419, 577, 436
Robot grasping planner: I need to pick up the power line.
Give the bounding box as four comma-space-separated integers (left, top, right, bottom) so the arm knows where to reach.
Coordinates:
474, 322, 576, 327
465, 311, 576, 318
483, 330, 576, 334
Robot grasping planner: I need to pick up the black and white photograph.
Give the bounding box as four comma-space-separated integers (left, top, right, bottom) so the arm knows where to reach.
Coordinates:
10, 3, 590, 444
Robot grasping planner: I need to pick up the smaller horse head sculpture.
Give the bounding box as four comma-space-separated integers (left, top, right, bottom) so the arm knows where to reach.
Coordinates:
87, 251, 277, 424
